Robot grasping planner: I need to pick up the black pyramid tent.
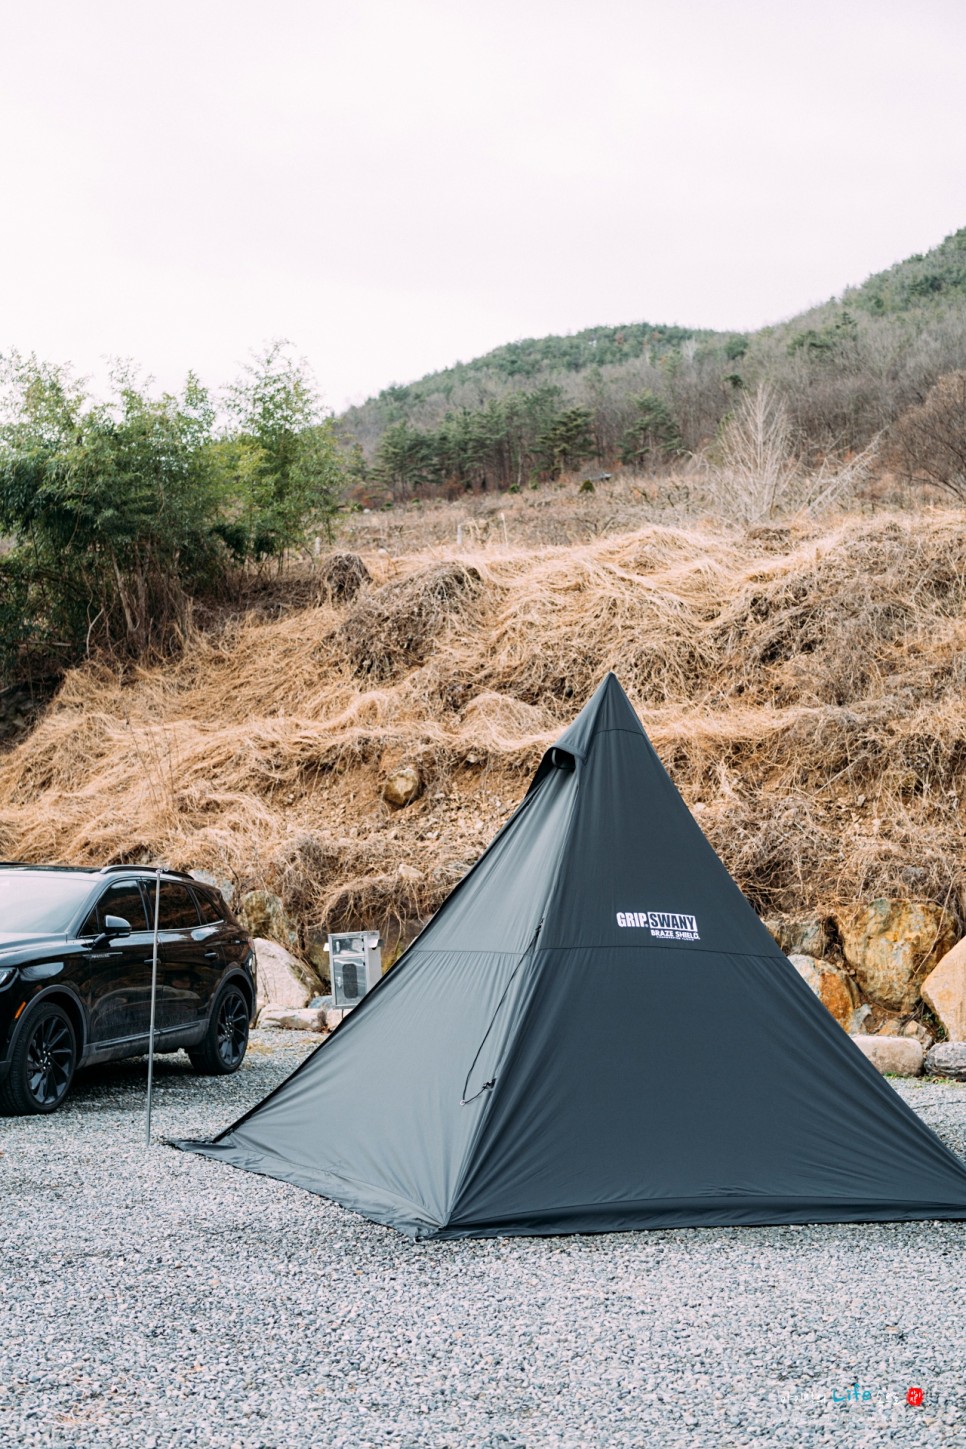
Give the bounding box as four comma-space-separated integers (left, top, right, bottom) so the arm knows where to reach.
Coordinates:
177, 674, 966, 1237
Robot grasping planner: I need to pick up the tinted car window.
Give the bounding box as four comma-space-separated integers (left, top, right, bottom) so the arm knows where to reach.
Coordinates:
0, 873, 96, 933
194, 889, 224, 925
157, 883, 201, 930
80, 880, 150, 935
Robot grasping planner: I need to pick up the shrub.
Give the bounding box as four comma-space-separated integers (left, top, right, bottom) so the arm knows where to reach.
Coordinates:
0, 346, 348, 685
706, 384, 875, 525
889, 371, 966, 500
0, 357, 227, 677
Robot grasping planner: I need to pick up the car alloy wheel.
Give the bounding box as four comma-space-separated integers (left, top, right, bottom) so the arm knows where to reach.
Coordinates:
216, 989, 249, 1070
26, 1009, 76, 1109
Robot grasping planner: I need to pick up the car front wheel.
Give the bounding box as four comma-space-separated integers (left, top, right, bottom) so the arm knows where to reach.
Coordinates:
0, 1003, 77, 1115
188, 984, 250, 1076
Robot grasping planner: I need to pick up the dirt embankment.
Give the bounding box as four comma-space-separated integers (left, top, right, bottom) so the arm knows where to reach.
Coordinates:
2, 509, 965, 951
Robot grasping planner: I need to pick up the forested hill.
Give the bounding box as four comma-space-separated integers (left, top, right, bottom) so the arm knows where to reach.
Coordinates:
841, 225, 966, 314
364, 320, 715, 404
337, 319, 728, 457
337, 227, 966, 493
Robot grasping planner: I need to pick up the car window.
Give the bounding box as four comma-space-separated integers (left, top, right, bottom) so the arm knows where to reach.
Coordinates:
0, 873, 98, 933
193, 889, 224, 925
80, 880, 150, 936
156, 882, 201, 930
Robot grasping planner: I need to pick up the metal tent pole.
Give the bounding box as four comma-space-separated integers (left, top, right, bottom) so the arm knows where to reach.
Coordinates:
144, 864, 162, 1147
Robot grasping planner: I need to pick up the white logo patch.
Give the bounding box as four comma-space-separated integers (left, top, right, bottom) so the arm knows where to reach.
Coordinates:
616, 910, 700, 941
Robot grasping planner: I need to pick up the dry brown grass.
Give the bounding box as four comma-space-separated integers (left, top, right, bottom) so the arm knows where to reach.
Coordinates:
2, 508, 966, 952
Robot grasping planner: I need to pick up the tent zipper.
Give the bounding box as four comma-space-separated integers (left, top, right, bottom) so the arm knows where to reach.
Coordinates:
459, 918, 543, 1106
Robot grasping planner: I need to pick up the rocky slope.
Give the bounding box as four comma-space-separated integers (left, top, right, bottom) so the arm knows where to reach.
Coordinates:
3, 507, 966, 1034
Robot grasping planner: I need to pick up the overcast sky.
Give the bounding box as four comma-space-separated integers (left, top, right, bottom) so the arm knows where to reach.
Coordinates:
1, 0, 963, 410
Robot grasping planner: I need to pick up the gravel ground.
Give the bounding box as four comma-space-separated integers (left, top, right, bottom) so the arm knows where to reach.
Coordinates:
2, 1030, 966, 1449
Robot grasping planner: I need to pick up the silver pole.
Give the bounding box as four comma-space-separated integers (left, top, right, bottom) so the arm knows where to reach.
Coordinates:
145, 865, 161, 1147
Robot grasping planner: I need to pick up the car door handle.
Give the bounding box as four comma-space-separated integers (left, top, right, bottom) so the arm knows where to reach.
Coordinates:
204, 950, 219, 960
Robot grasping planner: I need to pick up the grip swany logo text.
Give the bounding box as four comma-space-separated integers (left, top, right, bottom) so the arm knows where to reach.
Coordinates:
615, 911, 700, 941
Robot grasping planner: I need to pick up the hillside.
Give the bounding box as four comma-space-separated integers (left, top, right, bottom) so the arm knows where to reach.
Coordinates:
338, 227, 966, 488
843, 226, 966, 315
2, 509, 965, 973
338, 319, 718, 443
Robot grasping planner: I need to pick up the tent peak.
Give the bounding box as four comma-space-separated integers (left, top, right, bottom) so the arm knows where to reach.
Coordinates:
556, 670, 644, 749
526, 672, 645, 796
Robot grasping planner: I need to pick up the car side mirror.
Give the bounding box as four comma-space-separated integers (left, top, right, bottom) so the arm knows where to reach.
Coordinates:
101, 914, 132, 939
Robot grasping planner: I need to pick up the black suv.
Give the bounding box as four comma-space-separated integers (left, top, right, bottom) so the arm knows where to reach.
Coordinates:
0, 865, 257, 1115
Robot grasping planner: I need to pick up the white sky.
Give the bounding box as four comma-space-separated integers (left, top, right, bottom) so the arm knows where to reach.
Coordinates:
1, 0, 964, 410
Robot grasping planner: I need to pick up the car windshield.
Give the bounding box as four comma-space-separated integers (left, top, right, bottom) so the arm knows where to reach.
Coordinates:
0, 874, 97, 933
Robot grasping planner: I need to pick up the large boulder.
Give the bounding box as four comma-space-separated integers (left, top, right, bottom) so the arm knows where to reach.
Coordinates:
850, 1034, 923, 1077
253, 938, 313, 1011
383, 764, 422, 808
920, 938, 966, 1042
923, 1042, 966, 1080
835, 900, 958, 1013
849, 1003, 872, 1035
900, 1019, 935, 1051
766, 915, 830, 960
788, 954, 855, 1029
237, 889, 299, 951
189, 868, 236, 904
305, 928, 331, 987
258, 1006, 324, 1032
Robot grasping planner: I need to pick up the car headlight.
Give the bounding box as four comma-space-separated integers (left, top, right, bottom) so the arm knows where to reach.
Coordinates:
0, 966, 17, 990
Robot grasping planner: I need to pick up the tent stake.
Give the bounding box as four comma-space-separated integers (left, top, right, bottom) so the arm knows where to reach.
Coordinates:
144, 865, 161, 1147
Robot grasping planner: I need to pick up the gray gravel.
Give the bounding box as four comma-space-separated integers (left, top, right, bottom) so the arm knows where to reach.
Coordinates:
3, 1033, 966, 1448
